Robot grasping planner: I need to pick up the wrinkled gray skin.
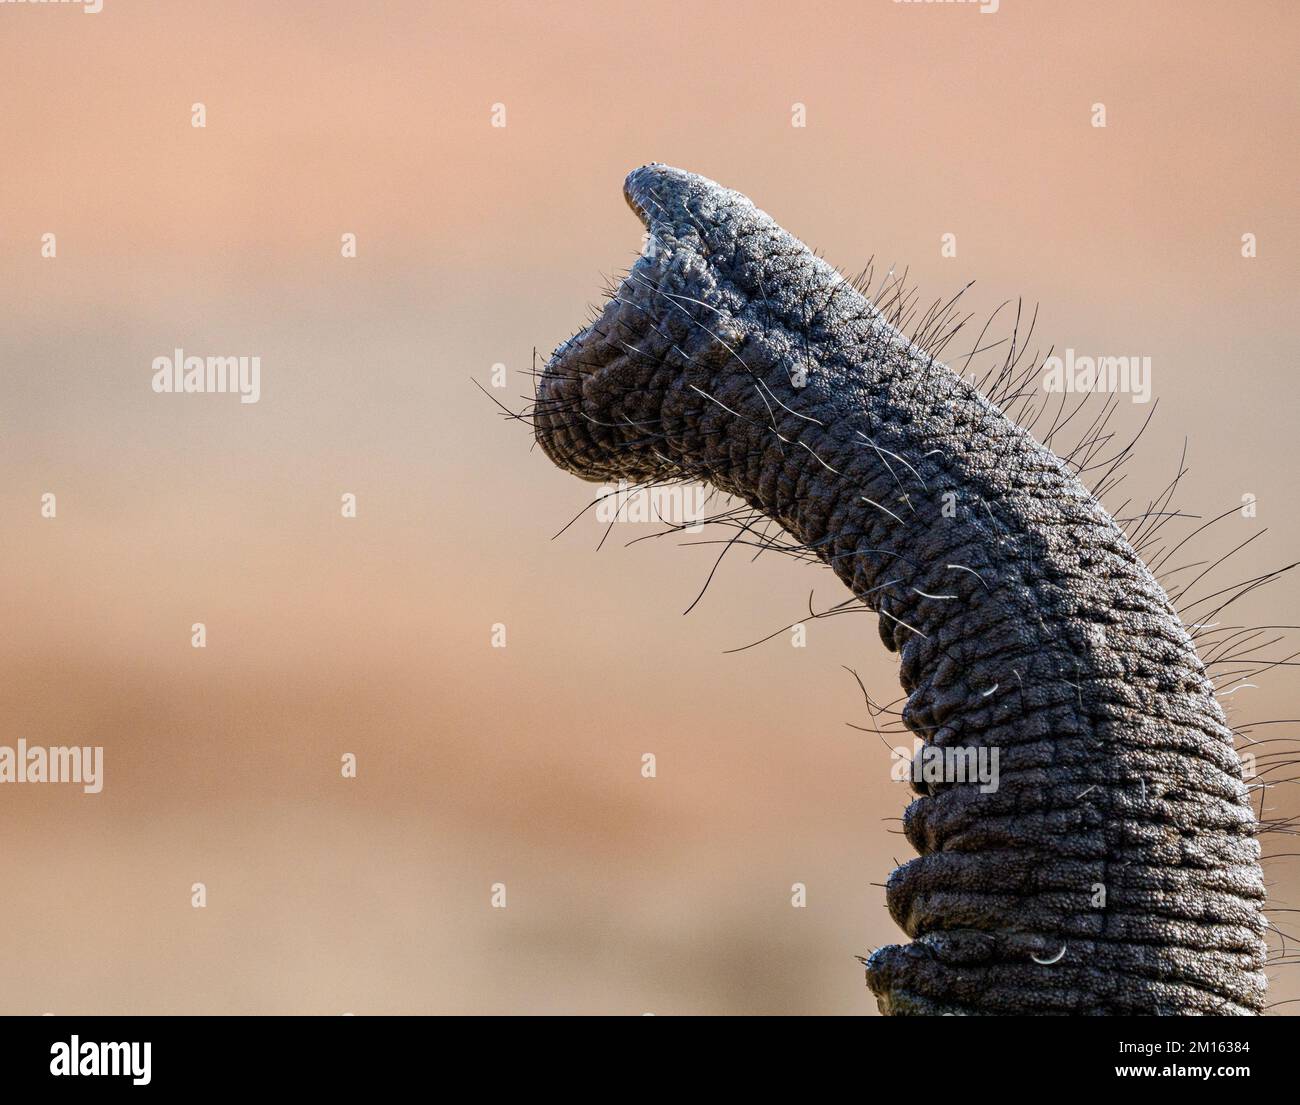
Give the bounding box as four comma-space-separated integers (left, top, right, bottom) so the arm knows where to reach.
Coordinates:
533, 165, 1266, 1015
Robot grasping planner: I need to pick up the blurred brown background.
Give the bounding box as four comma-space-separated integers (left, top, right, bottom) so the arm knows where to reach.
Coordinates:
1, 0, 1296, 1014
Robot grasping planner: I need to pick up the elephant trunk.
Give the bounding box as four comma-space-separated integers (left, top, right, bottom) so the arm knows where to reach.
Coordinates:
533, 164, 1266, 1014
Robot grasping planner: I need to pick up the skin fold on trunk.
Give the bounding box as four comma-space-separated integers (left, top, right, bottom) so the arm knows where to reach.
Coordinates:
531, 164, 1266, 1015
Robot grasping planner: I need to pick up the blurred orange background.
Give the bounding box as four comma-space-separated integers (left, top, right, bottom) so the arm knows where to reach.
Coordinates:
1, 0, 1296, 1014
